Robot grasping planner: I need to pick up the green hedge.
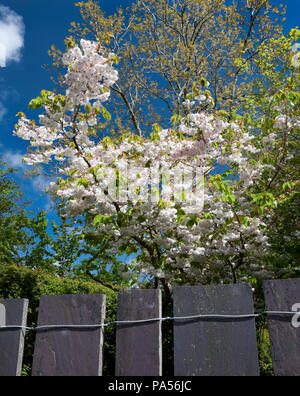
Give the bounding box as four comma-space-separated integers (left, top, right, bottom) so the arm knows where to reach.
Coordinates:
0, 265, 117, 375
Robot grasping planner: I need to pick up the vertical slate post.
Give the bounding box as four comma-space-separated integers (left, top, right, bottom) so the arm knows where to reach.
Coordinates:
115, 289, 162, 376
0, 299, 28, 376
263, 278, 300, 376
173, 284, 259, 376
32, 294, 106, 376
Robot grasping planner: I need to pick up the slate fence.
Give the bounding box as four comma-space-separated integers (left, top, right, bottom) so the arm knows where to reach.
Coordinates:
0, 278, 299, 376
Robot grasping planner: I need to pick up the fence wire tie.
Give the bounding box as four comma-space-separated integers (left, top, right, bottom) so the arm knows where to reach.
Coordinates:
0, 311, 296, 332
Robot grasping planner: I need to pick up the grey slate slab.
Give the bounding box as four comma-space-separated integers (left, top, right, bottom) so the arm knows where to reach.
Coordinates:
263, 278, 300, 376
32, 294, 106, 376
0, 298, 28, 376
173, 284, 259, 376
115, 289, 162, 376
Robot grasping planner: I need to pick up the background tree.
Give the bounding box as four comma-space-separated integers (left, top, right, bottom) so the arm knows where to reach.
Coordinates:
242, 28, 300, 279
49, 0, 287, 135
0, 160, 53, 269
0, 159, 130, 288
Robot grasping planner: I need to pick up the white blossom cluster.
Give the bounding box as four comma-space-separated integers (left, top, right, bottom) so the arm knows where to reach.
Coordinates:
62, 39, 118, 108
14, 39, 274, 285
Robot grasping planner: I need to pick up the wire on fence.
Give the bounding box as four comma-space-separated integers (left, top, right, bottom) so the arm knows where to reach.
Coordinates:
0, 311, 297, 331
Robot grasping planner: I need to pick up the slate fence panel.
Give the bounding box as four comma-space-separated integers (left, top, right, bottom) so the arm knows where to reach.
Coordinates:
0, 298, 28, 376
115, 289, 162, 376
0, 279, 299, 376
263, 278, 300, 376
31, 294, 106, 376
173, 284, 260, 376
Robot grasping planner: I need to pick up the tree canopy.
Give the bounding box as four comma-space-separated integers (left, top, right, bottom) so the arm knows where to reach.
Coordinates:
49, 0, 288, 133
12, 0, 299, 293
0, 161, 54, 269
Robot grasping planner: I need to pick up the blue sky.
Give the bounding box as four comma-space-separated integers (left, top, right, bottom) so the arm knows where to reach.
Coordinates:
0, 0, 299, 218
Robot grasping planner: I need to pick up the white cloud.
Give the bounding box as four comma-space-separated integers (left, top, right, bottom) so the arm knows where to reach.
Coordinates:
2, 149, 25, 169
1, 150, 50, 192
1, 150, 52, 192
0, 5, 25, 67
32, 174, 50, 192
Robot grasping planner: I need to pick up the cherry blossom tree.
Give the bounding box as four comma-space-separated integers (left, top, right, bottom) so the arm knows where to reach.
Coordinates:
14, 38, 299, 294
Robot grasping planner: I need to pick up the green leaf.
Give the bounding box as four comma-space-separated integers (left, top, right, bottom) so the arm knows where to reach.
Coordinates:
158, 199, 166, 209
93, 215, 112, 226
101, 107, 111, 121
222, 194, 236, 204
76, 178, 89, 188
282, 182, 291, 191
241, 217, 250, 227
28, 97, 44, 110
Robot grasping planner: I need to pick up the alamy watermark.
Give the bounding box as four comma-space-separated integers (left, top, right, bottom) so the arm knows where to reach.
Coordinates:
98, 162, 204, 215
291, 303, 300, 329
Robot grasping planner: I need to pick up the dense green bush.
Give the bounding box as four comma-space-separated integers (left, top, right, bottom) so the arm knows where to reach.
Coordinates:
0, 265, 117, 375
